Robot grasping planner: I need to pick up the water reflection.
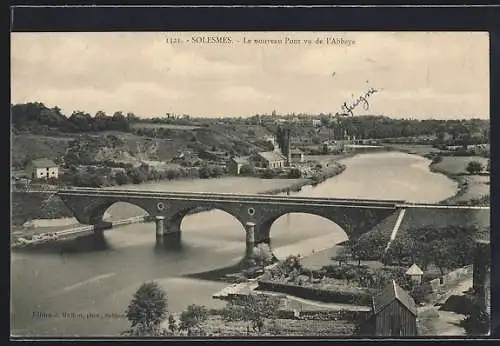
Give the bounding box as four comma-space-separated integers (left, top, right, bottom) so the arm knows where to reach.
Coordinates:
154, 233, 183, 253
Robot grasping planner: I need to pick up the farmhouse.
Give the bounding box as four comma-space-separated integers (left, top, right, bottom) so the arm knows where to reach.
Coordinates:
25, 158, 59, 180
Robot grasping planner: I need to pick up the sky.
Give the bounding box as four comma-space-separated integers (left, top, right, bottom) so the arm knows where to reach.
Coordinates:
11, 32, 489, 119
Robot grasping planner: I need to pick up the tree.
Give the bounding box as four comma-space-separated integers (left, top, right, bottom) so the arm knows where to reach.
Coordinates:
262, 169, 275, 179
239, 164, 255, 175
222, 294, 282, 334
124, 281, 168, 335
287, 168, 302, 179
332, 246, 351, 266
168, 314, 177, 335
179, 304, 209, 336
251, 243, 274, 268
210, 165, 224, 178
466, 161, 484, 175
431, 155, 443, 164
199, 165, 212, 179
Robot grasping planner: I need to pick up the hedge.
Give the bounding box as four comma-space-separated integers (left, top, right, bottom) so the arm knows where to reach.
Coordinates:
257, 279, 374, 306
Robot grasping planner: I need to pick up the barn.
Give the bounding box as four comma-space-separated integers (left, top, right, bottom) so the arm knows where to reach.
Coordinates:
371, 280, 418, 336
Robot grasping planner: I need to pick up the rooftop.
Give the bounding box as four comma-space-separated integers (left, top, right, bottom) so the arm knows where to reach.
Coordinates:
406, 264, 424, 276
372, 280, 417, 316
29, 158, 57, 168
257, 151, 287, 163
291, 148, 304, 154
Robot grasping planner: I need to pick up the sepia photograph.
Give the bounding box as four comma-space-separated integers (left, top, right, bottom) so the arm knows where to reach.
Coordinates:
10, 31, 491, 338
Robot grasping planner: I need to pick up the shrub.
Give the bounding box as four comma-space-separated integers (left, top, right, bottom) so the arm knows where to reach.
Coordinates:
410, 284, 433, 305
239, 164, 255, 175
431, 156, 443, 164
287, 168, 302, 179
251, 243, 274, 267
179, 304, 209, 336
262, 169, 276, 179
466, 161, 484, 174
115, 171, 129, 185
257, 279, 373, 305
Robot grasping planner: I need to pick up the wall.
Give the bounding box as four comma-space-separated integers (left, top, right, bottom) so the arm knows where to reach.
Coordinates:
257, 279, 374, 306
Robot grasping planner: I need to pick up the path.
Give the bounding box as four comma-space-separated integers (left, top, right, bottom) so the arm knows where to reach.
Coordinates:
418, 276, 473, 336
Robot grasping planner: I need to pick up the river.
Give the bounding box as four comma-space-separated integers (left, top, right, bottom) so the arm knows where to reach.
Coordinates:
10, 152, 457, 337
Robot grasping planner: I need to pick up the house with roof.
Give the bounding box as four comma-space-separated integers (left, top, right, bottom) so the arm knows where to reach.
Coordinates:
25, 158, 59, 180
290, 148, 305, 163
252, 151, 287, 169
406, 264, 424, 286
357, 280, 418, 336
371, 280, 418, 336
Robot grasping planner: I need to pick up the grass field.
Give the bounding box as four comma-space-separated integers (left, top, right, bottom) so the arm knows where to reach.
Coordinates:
431, 156, 489, 176
384, 144, 441, 155
130, 123, 201, 130
198, 316, 356, 336
450, 176, 490, 203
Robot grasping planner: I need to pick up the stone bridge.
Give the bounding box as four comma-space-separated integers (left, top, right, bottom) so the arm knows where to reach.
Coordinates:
56, 188, 404, 251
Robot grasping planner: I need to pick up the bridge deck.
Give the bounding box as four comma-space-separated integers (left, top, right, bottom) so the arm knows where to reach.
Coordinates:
56, 188, 403, 209
55, 188, 490, 210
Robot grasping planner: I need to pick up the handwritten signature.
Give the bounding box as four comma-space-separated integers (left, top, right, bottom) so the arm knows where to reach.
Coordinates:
340, 87, 379, 116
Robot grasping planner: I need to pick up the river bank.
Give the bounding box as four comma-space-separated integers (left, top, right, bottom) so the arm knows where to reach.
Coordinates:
382, 144, 489, 205
11, 150, 470, 337
11, 157, 346, 234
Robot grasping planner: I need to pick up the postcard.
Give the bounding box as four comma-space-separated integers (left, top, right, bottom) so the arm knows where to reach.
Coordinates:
10, 31, 491, 338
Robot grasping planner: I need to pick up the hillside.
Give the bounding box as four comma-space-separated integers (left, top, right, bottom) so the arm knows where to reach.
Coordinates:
11, 123, 276, 170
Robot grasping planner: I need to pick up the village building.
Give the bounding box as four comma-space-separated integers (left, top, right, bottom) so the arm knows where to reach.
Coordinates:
290, 148, 305, 163
227, 156, 250, 175
252, 151, 287, 169
312, 119, 322, 127
365, 280, 418, 336
25, 158, 59, 180
406, 264, 424, 286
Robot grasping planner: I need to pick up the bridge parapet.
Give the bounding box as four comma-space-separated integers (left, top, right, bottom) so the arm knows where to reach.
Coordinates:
57, 189, 401, 243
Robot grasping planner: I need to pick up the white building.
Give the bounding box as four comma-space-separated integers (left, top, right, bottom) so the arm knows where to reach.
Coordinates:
312, 119, 322, 127
25, 158, 59, 180
290, 148, 305, 163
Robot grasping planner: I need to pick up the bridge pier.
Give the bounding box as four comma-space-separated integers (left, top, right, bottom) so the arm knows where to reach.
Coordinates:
245, 222, 256, 258
155, 216, 166, 237
155, 216, 182, 248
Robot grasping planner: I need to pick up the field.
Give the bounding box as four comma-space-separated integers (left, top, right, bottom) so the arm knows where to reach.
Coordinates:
431, 156, 489, 176
383, 144, 441, 156
299, 246, 384, 271
198, 316, 356, 336
450, 176, 490, 203
130, 123, 201, 130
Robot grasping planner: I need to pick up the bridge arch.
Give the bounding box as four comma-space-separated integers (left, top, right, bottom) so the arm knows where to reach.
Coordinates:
264, 212, 350, 260
102, 201, 150, 222
170, 205, 248, 236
